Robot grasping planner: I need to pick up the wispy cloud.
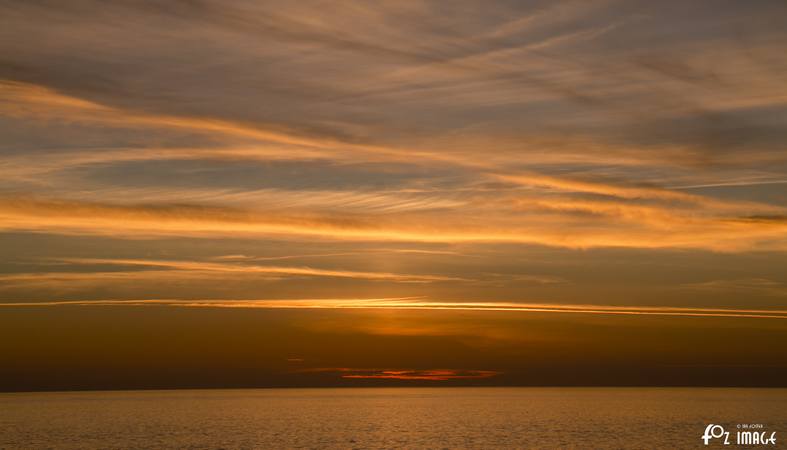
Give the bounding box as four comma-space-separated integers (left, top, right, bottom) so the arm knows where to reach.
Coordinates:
3, 298, 786, 319
1, 66, 786, 253
1, 194, 785, 251
54, 257, 467, 283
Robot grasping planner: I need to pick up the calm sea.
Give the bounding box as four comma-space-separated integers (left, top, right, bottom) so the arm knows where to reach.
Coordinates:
1, 387, 785, 449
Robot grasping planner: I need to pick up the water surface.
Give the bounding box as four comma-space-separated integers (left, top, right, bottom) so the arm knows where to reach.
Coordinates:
1, 387, 785, 448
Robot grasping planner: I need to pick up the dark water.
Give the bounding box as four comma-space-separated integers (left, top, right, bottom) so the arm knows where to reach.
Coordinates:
1, 387, 785, 449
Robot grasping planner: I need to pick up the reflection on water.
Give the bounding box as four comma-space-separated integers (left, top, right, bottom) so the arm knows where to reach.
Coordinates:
1, 387, 785, 449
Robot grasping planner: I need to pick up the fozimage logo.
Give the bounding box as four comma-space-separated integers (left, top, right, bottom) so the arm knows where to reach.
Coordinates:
702, 424, 777, 446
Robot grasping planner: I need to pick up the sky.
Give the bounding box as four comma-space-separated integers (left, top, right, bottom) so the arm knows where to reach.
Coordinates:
1, 0, 787, 390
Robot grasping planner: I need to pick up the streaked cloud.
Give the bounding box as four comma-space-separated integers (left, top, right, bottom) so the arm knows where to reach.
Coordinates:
3, 298, 786, 320
1, 195, 786, 251
54, 257, 468, 282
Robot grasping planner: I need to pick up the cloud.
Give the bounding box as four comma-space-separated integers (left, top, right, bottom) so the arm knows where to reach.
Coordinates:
54, 257, 468, 282
0, 194, 785, 251
0, 257, 467, 293
1, 79, 784, 253
212, 248, 463, 261
3, 298, 786, 320
0, 80, 366, 154
301, 367, 501, 381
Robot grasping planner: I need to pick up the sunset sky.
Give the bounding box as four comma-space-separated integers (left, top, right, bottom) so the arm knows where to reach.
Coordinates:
1, 0, 787, 390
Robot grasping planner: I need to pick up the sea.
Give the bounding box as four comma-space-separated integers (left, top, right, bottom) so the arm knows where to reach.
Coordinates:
1, 387, 786, 449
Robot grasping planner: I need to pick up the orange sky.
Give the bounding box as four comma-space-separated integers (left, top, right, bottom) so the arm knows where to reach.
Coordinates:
1, 0, 786, 390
